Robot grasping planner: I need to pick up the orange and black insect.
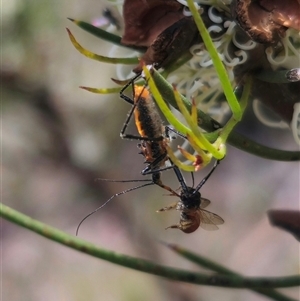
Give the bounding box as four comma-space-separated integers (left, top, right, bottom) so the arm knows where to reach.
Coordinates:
158, 160, 224, 233
76, 79, 179, 235
119, 78, 179, 193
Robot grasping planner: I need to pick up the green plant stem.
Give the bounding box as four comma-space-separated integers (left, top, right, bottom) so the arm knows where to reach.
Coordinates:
1, 203, 300, 289
187, 0, 241, 119
167, 243, 297, 301
151, 69, 300, 161
219, 76, 252, 142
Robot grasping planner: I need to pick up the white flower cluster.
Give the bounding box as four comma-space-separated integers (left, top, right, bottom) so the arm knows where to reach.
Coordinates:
104, 0, 300, 144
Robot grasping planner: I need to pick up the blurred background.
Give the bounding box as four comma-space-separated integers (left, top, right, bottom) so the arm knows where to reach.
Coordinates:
2, 0, 299, 300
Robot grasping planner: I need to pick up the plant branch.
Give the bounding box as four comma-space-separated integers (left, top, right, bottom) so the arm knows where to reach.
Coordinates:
187, 0, 241, 119
1, 203, 299, 289
167, 243, 297, 301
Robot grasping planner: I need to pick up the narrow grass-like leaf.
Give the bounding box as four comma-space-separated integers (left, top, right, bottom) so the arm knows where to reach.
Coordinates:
67, 28, 139, 65
68, 18, 146, 52
80, 86, 121, 94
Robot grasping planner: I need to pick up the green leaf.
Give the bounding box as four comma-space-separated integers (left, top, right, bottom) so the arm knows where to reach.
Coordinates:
67, 28, 139, 65
80, 86, 121, 94
68, 18, 146, 52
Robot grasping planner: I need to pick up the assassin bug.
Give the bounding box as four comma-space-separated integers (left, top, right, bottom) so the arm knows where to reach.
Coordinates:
120, 82, 168, 163
119, 77, 179, 191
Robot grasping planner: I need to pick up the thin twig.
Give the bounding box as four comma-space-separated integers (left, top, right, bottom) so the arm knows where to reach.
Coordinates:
1, 203, 299, 289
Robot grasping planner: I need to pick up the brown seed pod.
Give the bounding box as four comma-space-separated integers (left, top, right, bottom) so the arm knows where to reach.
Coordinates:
259, 0, 300, 31
121, 0, 202, 73
121, 0, 184, 47
132, 16, 200, 73
231, 0, 288, 44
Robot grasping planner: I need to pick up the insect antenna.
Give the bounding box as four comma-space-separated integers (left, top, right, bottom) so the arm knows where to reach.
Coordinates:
76, 179, 154, 236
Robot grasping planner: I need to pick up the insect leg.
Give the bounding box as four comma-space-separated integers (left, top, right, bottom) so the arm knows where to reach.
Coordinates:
165, 125, 187, 140
194, 160, 220, 192
119, 73, 141, 105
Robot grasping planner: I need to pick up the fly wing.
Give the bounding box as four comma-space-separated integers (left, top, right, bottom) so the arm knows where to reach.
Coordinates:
199, 209, 224, 231
200, 198, 211, 209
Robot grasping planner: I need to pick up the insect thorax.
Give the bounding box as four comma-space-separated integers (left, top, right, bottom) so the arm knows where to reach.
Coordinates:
180, 187, 201, 210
